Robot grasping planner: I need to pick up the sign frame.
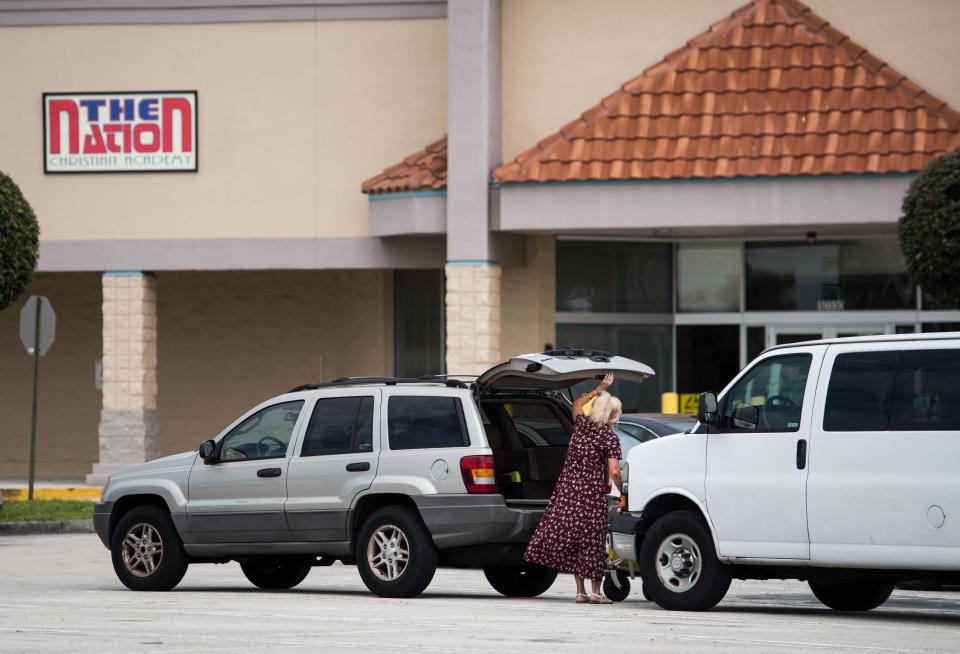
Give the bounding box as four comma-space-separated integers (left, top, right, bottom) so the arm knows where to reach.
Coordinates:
42, 90, 199, 175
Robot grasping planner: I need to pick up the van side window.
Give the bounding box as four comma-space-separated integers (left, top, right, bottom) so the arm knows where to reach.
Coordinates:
388, 396, 468, 450
823, 352, 898, 432
721, 354, 811, 432
301, 396, 374, 456
889, 350, 960, 431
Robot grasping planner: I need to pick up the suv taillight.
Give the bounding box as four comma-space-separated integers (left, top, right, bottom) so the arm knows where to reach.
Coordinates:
460, 455, 497, 494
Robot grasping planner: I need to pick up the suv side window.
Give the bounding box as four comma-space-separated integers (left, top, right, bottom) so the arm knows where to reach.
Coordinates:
388, 396, 468, 450
823, 352, 898, 431
720, 354, 811, 432
889, 349, 960, 431
301, 396, 374, 456
220, 400, 304, 461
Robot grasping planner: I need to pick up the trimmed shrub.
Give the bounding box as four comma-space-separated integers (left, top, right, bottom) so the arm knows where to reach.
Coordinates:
0, 171, 40, 312
898, 149, 960, 308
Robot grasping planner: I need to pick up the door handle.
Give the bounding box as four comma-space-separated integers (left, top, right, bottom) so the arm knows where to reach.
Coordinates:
257, 467, 282, 478
346, 462, 370, 472
796, 439, 807, 470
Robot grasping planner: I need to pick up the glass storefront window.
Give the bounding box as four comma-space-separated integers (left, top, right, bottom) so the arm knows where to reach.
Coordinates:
556, 240, 672, 313
677, 326, 740, 396
677, 243, 741, 312
745, 239, 915, 311
556, 323, 672, 412
395, 270, 444, 377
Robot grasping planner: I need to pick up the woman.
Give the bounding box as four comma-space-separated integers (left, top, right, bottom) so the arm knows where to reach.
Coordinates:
523, 373, 623, 604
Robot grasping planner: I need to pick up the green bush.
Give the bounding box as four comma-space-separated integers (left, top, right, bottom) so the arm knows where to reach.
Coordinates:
0, 171, 40, 312
898, 149, 960, 308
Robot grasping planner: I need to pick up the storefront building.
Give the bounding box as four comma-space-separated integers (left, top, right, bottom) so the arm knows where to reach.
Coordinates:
0, 0, 958, 480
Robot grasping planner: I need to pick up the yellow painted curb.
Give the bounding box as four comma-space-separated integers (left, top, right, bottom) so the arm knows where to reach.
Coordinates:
2, 487, 101, 501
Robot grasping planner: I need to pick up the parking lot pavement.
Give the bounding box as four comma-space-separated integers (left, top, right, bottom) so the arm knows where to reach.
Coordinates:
2, 535, 959, 654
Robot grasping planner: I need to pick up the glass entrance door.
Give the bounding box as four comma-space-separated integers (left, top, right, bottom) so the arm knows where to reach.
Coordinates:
766, 325, 893, 348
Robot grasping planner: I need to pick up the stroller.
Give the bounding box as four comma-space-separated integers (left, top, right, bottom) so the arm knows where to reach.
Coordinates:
603, 533, 650, 601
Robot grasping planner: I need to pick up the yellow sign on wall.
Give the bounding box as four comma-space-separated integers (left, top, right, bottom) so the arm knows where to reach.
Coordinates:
679, 393, 700, 415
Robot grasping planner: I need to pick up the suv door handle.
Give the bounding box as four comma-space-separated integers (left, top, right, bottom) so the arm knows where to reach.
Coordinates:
796, 439, 807, 470
346, 462, 370, 472
257, 467, 282, 478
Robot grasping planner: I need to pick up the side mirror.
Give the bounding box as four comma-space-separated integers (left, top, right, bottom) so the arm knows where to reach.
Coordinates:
199, 439, 218, 464
697, 392, 719, 425
732, 404, 759, 431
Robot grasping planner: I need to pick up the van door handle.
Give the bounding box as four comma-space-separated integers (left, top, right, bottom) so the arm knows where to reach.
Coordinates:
346, 462, 370, 472
257, 467, 282, 478
796, 440, 807, 470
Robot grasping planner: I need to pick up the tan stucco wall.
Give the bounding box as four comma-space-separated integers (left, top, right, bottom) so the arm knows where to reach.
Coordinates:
0, 274, 102, 480
501, 236, 556, 358
157, 269, 391, 456
502, 0, 960, 162
0, 19, 446, 241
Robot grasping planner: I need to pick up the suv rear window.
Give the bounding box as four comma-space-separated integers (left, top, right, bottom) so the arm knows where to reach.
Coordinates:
823, 349, 960, 431
388, 396, 468, 450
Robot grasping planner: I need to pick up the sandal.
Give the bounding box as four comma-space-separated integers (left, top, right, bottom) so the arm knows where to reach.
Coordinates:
589, 593, 613, 604
575, 593, 589, 604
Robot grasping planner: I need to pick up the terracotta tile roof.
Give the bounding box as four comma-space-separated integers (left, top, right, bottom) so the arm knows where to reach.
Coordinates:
494, 0, 960, 183
362, 136, 447, 194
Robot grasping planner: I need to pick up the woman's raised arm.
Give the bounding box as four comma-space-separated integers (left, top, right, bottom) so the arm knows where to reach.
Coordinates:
572, 373, 615, 417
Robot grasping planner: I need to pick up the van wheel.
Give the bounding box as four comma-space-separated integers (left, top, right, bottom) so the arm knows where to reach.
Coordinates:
241, 560, 311, 590
602, 570, 631, 602
639, 510, 730, 611
110, 505, 188, 591
809, 581, 894, 611
484, 564, 557, 597
356, 507, 437, 598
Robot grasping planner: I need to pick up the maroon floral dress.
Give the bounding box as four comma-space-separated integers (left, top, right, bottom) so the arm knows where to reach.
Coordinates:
523, 414, 622, 581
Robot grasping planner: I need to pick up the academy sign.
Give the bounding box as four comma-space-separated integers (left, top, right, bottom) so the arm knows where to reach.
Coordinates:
43, 91, 198, 173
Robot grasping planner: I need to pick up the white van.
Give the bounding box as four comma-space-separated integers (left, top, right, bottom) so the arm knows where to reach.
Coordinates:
611, 333, 960, 611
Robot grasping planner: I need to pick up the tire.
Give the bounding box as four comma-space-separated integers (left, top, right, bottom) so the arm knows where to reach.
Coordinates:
484, 564, 558, 598
356, 506, 438, 598
809, 581, 894, 611
241, 560, 312, 590
110, 505, 189, 591
602, 570, 631, 602
897, 580, 944, 591
638, 510, 730, 611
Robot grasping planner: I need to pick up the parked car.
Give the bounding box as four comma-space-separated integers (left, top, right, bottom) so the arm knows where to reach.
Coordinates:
94, 349, 654, 597
618, 413, 696, 444
610, 333, 960, 612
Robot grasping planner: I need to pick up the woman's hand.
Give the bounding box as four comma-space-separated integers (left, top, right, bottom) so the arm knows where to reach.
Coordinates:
597, 373, 614, 391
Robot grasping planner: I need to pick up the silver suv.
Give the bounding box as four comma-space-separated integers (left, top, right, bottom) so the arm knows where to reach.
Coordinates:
93, 350, 653, 598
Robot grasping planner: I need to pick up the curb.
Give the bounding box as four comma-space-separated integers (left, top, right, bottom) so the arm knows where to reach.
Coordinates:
0, 519, 95, 535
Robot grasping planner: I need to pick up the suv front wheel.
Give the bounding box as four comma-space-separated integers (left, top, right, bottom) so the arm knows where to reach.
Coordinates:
639, 510, 730, 611
241, 559, 312, 590
356, 507, 438, 598
809, 580, 894, 611
110, 505, 189, 591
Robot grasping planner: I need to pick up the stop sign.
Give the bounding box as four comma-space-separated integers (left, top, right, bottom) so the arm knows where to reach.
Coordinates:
19, 296, 56, 356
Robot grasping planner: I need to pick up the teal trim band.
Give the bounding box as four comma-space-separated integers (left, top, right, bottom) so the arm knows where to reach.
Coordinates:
368, 190, 447, 201
446, 259, 500, 266
493, 171, 916, 189
102, 271, 145, 276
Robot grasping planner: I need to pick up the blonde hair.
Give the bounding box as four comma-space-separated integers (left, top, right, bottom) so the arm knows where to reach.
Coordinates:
589, 391, 622, 426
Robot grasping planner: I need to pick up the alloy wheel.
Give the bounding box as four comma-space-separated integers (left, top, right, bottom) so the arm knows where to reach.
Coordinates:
366, 524, 409, 582
122, 522, 164, 578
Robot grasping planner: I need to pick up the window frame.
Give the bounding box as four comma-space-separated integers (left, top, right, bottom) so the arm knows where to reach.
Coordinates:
299, 395, 376, 458
385, 394, 470, 451
716, 352, 814, 434
217, 399, 306, 463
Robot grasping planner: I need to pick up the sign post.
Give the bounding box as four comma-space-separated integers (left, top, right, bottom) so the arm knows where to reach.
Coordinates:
19, 296, 56, 500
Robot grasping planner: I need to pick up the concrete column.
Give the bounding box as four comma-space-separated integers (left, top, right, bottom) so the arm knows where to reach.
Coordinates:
446, 0, 503, 373
86, 272, 158, 485
445, 263, 501, 374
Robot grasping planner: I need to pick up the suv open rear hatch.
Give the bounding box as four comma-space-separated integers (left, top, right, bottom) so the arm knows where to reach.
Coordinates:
478, 348, 655, 393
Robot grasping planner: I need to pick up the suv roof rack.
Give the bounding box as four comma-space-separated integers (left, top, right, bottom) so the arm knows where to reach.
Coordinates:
287, 375, 472, 393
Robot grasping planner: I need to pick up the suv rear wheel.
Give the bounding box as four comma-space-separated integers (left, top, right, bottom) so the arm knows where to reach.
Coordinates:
809, 580, 894, 611
241, 560, 312, 590
356, 507, 437, 598
110, 505, 189, 591
483, 564, 557, 597
639, 510, 730, 611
